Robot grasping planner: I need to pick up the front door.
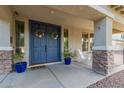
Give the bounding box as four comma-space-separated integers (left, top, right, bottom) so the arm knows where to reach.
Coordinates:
29, 20, 61, 65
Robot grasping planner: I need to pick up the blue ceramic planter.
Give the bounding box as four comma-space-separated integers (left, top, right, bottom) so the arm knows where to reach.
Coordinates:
64, 58, 71, 65
15, 62, 27, 73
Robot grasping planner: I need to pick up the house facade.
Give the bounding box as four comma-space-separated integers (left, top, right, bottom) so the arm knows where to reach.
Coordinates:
0, 5, 124, 75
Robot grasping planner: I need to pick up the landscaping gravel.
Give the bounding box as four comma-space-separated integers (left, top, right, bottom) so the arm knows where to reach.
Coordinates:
87, 70, 124, 88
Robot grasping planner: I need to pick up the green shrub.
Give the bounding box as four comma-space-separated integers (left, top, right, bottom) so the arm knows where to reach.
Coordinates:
63, 50, 76, 58
12, 53, 24, 63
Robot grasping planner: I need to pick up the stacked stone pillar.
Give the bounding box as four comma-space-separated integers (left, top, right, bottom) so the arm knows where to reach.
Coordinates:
0, 50, 12, 74
93, 17, 114, 75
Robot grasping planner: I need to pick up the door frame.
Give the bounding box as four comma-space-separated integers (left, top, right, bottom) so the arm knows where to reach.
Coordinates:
29, 20, 62, 66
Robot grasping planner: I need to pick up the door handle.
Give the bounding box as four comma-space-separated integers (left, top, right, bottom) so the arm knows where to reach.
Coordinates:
45, 45, 47, 53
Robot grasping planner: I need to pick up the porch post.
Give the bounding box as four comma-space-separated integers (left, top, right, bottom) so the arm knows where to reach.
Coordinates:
0, 6, 13, 74
92, 17, 114, 75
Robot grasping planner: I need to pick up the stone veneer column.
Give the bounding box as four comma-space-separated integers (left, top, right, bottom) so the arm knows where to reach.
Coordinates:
0, 50, 12, 74
92, 50, 114, 75
93, 17, 114, 75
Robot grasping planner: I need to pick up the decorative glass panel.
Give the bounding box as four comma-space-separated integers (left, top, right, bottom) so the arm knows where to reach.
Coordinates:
64, 29, 69, 51
82, 33, 88, 51
15, 20, 25, 54
90, 33, 94, 51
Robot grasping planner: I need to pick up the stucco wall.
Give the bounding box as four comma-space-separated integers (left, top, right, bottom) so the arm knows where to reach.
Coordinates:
68, 26, 83, 52
0, 6, 13, 48
14, 15, 92, 67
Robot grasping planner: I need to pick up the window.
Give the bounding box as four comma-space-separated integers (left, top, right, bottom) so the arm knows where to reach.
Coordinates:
112, 33, 124, 49
82, 33, 88, 51
15, 20, 25, 54
89, 33, 94, 51
82, 33, 94, 51
121, 34, 124, 39
64, 29, 69, 51
112, 33, 124, 41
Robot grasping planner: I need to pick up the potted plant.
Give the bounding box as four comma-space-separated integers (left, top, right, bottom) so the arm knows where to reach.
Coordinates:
12, 52, 27, 73
63, 50, 76, 65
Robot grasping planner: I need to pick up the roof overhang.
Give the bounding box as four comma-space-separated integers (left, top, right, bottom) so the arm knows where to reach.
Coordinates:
89, 5, 115, 19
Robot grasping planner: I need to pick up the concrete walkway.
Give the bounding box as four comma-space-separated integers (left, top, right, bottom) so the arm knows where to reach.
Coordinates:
0, 62, 123, 88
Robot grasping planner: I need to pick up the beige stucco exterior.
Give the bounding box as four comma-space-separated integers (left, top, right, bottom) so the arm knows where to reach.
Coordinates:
14, 15, 93, 67
0, 6, 13, 49
0, 5, 124, 72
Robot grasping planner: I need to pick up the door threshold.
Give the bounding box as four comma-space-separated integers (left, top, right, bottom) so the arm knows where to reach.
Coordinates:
29, 64, 46, 68
29, 61, 63, 68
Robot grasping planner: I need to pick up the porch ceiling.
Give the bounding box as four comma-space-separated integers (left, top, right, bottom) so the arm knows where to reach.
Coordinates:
10, 5, 106, 30
113, 20, 124, 32
46, 5, 106, 21
110, 5, 124, 15
113, 29, 124, 34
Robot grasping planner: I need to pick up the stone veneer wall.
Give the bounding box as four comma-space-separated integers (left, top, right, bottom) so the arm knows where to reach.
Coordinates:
0, 50, 12, 74
92, 50, 114, 75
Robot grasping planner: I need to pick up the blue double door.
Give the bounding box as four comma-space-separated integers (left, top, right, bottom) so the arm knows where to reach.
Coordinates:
30, 20, 61, 65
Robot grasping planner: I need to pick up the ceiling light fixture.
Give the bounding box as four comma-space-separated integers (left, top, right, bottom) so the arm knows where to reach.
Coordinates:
50, 10, 54, 14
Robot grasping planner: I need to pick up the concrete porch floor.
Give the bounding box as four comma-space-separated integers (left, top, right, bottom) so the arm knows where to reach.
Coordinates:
0, 62, 124, 88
